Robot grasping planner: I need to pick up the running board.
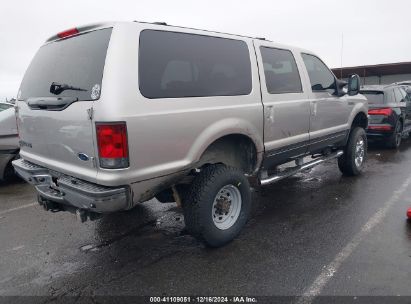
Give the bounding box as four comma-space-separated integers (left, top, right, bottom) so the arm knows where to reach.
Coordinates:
259, 150, 343, 186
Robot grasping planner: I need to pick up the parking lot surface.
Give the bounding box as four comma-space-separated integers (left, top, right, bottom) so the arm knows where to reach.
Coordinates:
1, 141, 411, 302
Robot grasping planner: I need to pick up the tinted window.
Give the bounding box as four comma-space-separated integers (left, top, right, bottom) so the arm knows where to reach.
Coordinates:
139, 30, 252, 99
19, 28, 112, 101
404, 88, 411, 101
394, 88, 405, 103
260, 47, 302, 94
361, 91, 385, 104
398, 87, 410, 101
302, 53, 335, 91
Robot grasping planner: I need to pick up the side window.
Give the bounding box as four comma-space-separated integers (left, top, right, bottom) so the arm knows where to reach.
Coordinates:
399, 87, 410, 101
161, 60, 199, 90
301, 53, 335, 91
139, 30, 252, 99
260, 47, 302, 94
394, 88, 404, 103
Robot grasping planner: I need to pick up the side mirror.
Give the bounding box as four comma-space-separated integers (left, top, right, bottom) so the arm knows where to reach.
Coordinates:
348, 74, 360, 96
334, 78, 347, 97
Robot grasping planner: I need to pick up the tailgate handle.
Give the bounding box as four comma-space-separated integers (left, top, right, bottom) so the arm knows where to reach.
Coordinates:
27, 97, 78, 111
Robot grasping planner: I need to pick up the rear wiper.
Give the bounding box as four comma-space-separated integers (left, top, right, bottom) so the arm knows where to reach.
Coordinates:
50, 82, 87, 95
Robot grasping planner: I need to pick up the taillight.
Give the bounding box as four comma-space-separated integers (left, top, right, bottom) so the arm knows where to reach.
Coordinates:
368, 125, 392, 131
57, 28, 79, 39
96, 122, 129, 169
368, 108, 393, 116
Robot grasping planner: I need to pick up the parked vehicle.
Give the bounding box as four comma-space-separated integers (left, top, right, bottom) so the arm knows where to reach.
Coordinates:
360, 84, 411, 148
393, 80, 411, 86
13, 22, 368, 247
0, 102, 19, 181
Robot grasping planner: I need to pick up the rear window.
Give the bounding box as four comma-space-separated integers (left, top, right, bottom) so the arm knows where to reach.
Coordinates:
18, 28, 112, 101
361, 91, 385, 104
139, 30, 252, 99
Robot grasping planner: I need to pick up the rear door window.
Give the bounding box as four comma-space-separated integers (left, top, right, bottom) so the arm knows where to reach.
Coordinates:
19, 28, 112, 101
301, 53, 335, 91
394, 88, 405, 103
139, 30, 252, 99
398, 87, 409, 101
260, 47, 302, 94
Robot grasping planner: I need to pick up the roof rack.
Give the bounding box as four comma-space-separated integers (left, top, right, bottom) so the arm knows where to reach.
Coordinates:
132, 20, 271, 42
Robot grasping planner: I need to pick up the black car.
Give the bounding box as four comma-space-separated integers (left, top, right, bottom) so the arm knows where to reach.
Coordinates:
360, 84, 411, 148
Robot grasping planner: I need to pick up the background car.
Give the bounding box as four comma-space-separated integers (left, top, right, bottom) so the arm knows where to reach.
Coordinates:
0, 102, 19, 181
393, 80, 411, 86
360, 84, 411, 148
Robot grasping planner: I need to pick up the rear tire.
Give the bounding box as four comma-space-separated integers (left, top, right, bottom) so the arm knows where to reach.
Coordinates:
183, 164, 251, 247
338, 127, 367, 176
3, 162, 16, 181
386, 120, 402, 149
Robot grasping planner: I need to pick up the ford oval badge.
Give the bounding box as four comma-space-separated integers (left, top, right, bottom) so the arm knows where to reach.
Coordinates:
78, 153, 90, 161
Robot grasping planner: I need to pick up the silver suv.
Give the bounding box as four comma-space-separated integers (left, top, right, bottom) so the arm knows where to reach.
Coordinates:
13, 21, 368, 247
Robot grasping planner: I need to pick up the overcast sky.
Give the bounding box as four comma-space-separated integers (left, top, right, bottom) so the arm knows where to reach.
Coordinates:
1, 0, 410, 100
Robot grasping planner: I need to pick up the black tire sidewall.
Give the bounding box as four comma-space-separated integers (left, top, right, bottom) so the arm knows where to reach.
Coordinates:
341, 127, 367, 175
389, 120, 402, 148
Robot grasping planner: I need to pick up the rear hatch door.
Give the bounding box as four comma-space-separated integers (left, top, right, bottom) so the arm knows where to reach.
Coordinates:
16, 27, 112, 182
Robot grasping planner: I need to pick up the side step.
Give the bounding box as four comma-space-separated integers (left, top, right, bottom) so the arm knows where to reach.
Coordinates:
259, 150, 343, 186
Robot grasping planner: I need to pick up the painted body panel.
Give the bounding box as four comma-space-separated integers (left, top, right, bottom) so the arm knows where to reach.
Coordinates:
0, 107, 19, 180
15, 21, 367, 207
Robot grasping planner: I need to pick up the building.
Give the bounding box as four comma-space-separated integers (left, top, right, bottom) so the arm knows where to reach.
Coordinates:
331, 61, 411, 86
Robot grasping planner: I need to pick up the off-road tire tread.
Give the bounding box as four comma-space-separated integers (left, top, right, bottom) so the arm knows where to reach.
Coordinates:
183, 164, 250, 247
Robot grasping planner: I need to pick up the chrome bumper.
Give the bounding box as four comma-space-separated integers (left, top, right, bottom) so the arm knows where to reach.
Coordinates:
12, 158, 131, 213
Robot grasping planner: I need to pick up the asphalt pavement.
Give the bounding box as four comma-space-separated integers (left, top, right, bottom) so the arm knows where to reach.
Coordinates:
1, 140, 411, 303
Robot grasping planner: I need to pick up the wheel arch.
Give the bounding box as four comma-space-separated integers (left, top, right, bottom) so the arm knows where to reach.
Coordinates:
187, 118, 264, 175
350, 111, 368, 130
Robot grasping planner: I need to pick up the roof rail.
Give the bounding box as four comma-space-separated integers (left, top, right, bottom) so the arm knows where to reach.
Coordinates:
133, 20, 271, 41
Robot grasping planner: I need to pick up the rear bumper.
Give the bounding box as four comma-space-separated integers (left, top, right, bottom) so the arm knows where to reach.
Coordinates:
12, 158, 132, 213
366, 124, 394, 139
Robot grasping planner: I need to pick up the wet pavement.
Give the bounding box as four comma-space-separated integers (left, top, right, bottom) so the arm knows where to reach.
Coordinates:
1, 140, 411, 302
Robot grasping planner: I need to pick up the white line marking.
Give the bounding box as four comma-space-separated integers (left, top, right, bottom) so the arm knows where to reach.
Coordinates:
296, 176, 411, 304
0, 203, 36, 216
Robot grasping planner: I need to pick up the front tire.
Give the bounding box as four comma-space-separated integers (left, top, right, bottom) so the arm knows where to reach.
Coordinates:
183, 164, 251, 247
338, 127, 367, 176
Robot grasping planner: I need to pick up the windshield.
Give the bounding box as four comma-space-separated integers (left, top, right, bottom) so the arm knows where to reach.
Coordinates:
18, 28, 112, 101
361, 91, 385, 105
0, 103, 13, 112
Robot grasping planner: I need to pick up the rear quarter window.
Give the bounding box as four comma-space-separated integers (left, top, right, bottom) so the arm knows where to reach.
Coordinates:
139, 30, 252, 99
